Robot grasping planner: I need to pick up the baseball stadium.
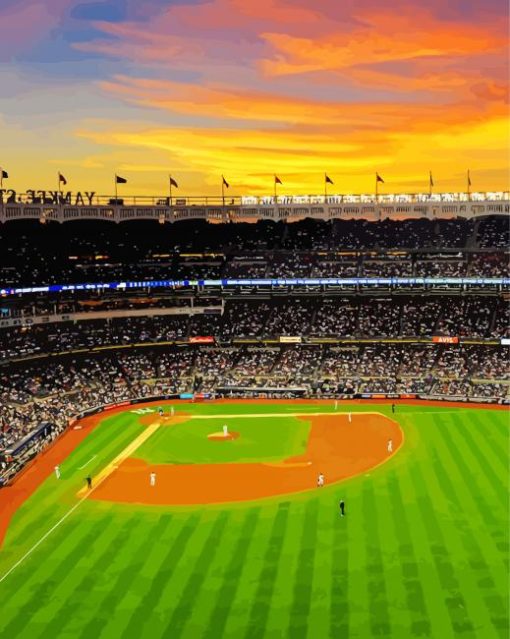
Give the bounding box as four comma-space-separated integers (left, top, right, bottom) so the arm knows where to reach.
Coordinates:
0, 198, 508, 638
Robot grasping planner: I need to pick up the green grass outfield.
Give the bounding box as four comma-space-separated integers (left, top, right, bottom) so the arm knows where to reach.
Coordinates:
0, 401, 507, 639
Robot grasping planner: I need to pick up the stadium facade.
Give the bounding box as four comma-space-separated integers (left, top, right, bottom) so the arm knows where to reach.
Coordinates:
0, 190, 508, 224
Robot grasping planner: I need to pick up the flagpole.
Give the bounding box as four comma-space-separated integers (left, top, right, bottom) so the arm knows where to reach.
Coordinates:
467, 169, 471, 200
429, 171, 432, 197
324, 173, 327, 200
274, 175, 277, 202
115, 174, 118, 203
222, 178, 225, 206
169, 174, 173, 206
375, 173, 378, 201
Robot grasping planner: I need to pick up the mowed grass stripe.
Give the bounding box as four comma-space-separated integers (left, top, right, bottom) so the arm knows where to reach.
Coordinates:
262, 501, 308, 638
75, 513, 174, 639
471, 413, 509, 469
174, 509, 262, 639
0, 510, 114, 638
156, 512, 231, 639
103, 512, 202, 638
423, 442, 505, 639
386, 469, 434, 637
220, 505, 288, 638
411, 453, 484, 638
457, 413, 508, 489
202, 508, 261, 639
328, 494, 349, 639
243, 502, 291, 639
362, 481, 393, 637
29, 509, 137, 639
304, 494, 337, 639
286, 499, 320, 638
396, 440, 459, 639
343, 481, 371, 638
371, 473, 417, 637
427, 437, 509, 636
443, 413, 508, 498
429, 416, 503, 528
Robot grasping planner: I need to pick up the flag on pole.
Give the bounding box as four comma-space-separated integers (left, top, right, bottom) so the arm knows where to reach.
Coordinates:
467, 170, 471, 187
222, 175, 229, 188
1, 169, 8, 179
58, 172, 67, 186
275, 175, 282, 185
116, 175, 127, 184
376, 173, 384, 183
429, 171, 434, 187
325, 174, 334, 185
170, 177, 178, 188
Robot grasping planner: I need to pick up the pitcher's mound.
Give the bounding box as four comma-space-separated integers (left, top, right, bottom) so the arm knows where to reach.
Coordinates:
208, 431, 240, 441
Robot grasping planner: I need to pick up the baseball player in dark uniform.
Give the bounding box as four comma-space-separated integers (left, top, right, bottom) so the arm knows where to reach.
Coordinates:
339, 499, 345, 517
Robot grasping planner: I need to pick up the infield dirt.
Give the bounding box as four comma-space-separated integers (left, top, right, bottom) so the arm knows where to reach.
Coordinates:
89, 412, 402, 505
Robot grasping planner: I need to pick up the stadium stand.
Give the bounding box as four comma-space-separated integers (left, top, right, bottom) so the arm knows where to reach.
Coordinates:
0, 215, 508, 483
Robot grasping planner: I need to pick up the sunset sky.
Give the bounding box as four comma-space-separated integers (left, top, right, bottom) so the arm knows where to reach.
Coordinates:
0, 0, 508, 196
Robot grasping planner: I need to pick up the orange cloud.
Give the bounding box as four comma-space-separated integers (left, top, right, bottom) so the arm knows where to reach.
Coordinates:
260, 8, 506, 75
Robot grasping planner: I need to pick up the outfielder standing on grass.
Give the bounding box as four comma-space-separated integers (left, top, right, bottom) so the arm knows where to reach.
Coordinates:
85, 475, 92, 490
54, 465, 61, 479
339, 499, 345, 517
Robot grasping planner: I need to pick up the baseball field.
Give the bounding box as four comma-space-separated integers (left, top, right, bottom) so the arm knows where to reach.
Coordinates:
0, 400, 507, 639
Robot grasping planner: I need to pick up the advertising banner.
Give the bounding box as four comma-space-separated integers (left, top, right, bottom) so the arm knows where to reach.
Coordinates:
432, 336, 459, 344
189, 336, 215, 344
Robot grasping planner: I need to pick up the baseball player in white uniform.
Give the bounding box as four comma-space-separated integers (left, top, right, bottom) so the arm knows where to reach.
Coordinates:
150, 472, 156, 486
387, 439, 393, 453
317, 473, 325, 488
54, 465, 61, 479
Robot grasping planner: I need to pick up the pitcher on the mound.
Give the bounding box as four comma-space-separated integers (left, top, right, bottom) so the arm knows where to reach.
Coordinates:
223, 424, 229, 437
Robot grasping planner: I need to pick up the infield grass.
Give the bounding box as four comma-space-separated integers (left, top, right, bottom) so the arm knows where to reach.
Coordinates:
135, 414, 311, 464
0, 402, 507, 639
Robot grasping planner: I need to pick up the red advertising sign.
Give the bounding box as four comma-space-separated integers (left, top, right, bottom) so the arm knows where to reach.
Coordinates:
189, 336, 215, 344
432, 336, 459, 344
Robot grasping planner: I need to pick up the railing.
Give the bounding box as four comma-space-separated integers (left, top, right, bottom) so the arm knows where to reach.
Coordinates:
0, 191, 508, 224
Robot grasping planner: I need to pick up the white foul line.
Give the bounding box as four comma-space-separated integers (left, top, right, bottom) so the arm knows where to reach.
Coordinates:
0, 420, 165, 584
0, 492, 87, 585
77, 455, 97, 470
0, 451, 120, 585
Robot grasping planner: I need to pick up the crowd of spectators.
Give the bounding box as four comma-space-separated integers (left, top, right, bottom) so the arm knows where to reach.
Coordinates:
1, 295, 508, 362
0, 214, 508, 482
1, 216, 508, 286
1, 339, 508, 479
